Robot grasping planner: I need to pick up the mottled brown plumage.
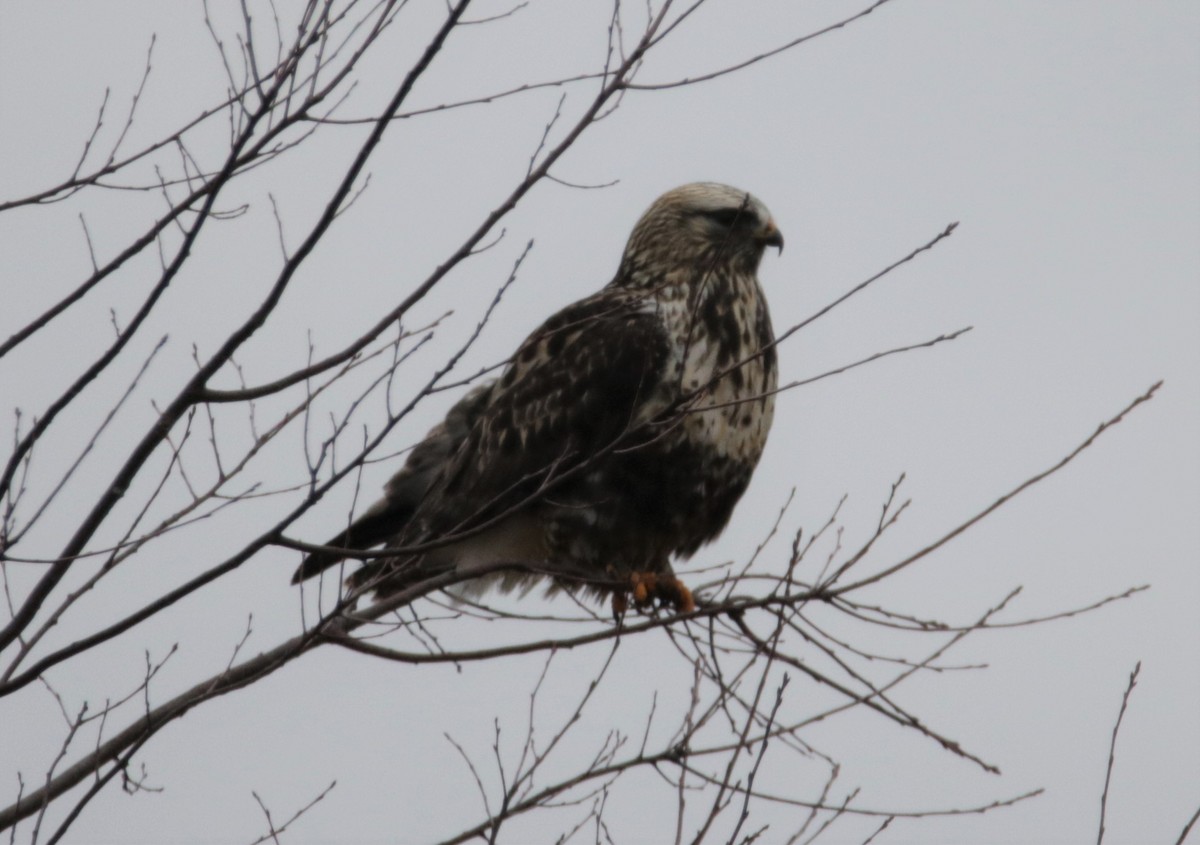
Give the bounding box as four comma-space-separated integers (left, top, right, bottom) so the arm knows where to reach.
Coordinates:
293, 183, 782, 613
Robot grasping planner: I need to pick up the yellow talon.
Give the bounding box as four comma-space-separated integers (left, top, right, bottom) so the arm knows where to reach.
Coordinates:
625, 572, 693, 614
632, 573, 653, 605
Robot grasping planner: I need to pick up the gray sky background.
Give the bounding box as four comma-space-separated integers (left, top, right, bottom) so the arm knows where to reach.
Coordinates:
1, 2, 1197, 843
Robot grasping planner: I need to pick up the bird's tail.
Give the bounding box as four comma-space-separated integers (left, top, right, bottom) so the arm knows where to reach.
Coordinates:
290, 503, 412, 584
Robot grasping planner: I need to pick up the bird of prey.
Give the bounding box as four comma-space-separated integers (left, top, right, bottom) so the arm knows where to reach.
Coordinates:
293, 182, 782, 615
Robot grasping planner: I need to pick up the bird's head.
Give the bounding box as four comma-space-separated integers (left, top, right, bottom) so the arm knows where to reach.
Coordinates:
619, 182, 783, 285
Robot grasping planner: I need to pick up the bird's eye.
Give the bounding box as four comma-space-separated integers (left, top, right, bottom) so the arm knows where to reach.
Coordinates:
701, 208, 749, 229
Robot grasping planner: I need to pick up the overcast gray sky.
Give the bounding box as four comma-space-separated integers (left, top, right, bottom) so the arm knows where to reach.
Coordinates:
1, 2, 1197, 843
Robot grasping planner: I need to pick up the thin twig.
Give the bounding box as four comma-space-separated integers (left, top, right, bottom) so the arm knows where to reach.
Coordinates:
1097, 661, 1141, 845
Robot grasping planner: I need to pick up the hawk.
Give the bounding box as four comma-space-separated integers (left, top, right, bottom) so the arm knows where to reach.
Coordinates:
294, 183, 782, 615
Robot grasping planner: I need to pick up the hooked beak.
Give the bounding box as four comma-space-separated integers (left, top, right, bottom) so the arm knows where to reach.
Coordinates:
757, 219, 784, 254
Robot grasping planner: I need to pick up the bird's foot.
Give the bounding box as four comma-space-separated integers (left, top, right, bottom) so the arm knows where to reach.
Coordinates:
628, 572, 695, 614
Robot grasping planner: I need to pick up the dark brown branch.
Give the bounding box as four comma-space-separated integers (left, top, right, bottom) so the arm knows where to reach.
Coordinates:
827, 380, 1163, 597
1097, 661, 1140, 845
633, 0, 894, 90
1176, 802, 1200, 845
0, 0, 473, 660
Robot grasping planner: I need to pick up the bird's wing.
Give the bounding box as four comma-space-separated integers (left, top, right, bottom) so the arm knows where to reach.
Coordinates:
370, 291, 673, 570
291, 381, 496, 583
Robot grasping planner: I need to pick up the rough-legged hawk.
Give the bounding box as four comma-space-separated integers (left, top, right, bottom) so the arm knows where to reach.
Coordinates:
294, 182, 783, 615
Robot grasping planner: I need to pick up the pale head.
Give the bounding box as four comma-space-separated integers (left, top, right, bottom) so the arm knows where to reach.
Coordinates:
618, 182, 783, 285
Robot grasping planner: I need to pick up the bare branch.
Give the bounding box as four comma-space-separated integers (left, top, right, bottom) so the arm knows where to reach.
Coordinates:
1097, 661, 1141, 845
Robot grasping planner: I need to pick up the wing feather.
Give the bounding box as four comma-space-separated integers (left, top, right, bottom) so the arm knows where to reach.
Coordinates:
353, 291, 671, 587
291, 381, 495, 582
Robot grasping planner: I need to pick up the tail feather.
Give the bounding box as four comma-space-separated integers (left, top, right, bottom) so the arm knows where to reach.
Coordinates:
291, 380, 497, 587
290, 501, 413, 584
